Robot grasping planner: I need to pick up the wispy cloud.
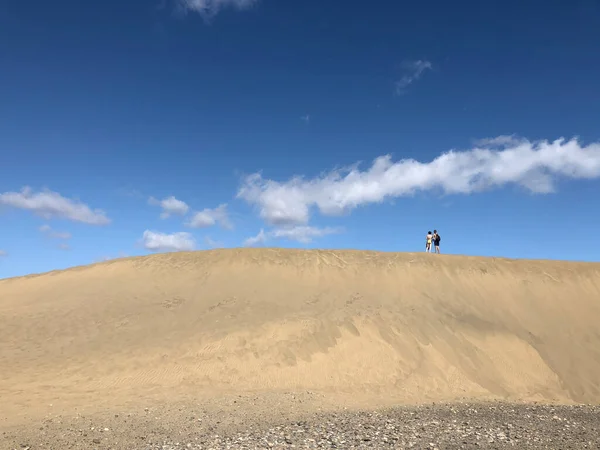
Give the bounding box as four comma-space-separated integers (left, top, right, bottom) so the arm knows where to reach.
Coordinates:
243, 225, 342, 246
243, 228, 267, 247
395, 59, 432, 95
116, 187, 144, 199
148, 196, 190, 219
141, 230, 196, 252
58, 243, 71, 251
176, 0, 258, 18
271, 225, 342, 244
39, 224, 72, 240
0, 187, 110, 225
94, 252, 128, 263
186, 204, 232, 229
301, 114, 311, 124
204, 236, 224, 248
473, 135, 523, 148
94, 256, 113, 263
238, 136, 600, 227
0, 250, 7, 257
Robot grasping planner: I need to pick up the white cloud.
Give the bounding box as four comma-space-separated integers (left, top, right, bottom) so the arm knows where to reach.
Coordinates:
58, 243, 71, 251
177, 0, 257, 17
243, 225, 341, 246
395, 59, 432, 95
186, 204, 232, 229
142, 230, 196, 252
39, 224, 72, 240
0, 187, 110, 225
301, 114, 310, 124
148, 196, 190, 219
238, 136, 600, 226
237, 176, 311, 226
243, 228, 267, 247
0, 250, 7, 257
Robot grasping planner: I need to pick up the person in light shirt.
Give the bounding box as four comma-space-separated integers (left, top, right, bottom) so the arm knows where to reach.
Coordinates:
425, 231, 433, 252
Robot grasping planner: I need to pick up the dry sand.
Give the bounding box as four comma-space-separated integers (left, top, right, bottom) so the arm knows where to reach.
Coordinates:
1, 249, 600, 448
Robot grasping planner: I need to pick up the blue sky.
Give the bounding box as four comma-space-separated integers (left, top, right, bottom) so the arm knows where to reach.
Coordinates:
1, 0, 600, 278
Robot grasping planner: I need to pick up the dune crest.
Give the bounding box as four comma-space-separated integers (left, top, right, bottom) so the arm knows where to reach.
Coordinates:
2, 249, 600, 423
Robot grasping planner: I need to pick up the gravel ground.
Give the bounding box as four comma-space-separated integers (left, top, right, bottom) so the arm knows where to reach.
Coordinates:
4, 402, 599, 450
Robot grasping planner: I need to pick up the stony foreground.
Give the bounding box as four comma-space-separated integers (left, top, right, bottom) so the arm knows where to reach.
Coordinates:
4, 402, 600, 450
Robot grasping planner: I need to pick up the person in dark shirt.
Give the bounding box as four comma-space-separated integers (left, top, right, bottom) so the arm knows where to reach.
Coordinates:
432, 229, 441, 254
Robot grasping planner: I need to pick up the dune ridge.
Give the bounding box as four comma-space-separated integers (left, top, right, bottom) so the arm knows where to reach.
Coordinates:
2, 249, 600, 425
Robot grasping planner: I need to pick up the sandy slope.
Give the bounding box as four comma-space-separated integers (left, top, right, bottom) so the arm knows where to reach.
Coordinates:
1, 249, 600, 427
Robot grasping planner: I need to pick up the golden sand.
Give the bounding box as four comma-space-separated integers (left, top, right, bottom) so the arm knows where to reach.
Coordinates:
2, 249, 599, 426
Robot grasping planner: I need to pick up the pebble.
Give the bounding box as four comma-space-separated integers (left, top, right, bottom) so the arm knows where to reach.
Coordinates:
5, 402, 600, 449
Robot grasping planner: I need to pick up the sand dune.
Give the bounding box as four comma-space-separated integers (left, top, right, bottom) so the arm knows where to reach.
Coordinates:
2, 249, 600, 426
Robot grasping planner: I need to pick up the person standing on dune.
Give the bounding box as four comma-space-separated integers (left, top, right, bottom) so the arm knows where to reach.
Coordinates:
426, 231, 433, 252
433, 230, 441, 254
